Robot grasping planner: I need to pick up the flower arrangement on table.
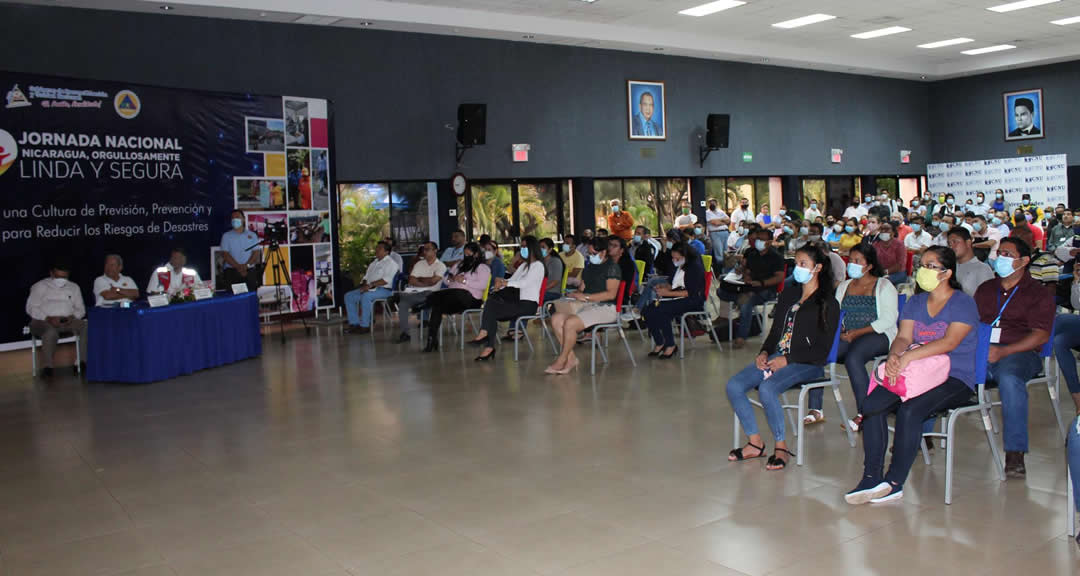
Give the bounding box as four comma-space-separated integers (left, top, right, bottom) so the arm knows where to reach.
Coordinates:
170, 286, 196, 304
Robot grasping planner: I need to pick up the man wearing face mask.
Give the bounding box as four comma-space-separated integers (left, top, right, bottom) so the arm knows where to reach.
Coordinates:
804, 200, 822, 222
705, 198, 730, 267
972, 215, 1001, 261
1013, 195, 1044, 225
730, 198, 756, 229
219, 209, 263, 291
148, 248, 203, 296
1048, 210, 1076, 251
717, 228, 785, 348
606, 199, 635, 241
932, 215, 955, 247
973, 237, 1055, 478
675, 202, 698, 231
632, 226, 656, 277
970, 193, 989, 217
26, 260, 88, 378
727, 223, 750, 254
873, 222, 907, 286
577, 229, 594, 259
909, 197, 926, 217
559, 234, 585, 288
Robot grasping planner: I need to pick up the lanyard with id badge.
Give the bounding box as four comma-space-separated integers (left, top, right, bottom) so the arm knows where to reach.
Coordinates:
991, 286, 1019, 344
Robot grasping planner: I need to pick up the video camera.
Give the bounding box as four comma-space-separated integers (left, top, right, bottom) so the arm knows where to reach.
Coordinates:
264, 221, 288, 245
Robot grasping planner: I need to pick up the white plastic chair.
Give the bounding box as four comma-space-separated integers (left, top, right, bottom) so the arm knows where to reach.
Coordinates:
589, 282, 637, 374
514, 278, 557, 361
678, 272, 723, 358
985, 322, 1066, 442
25, 325, 81, 375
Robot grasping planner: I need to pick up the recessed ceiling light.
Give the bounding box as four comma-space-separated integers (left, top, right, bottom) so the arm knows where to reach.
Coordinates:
851, 26, 911, 39
259, 11, 267, 17
772, 14, 836, 29
160, 4, 172, 10
1051, 16, 1080, 25
987, 0, 1059, 13
961, 44, 1017, 55
678, 1, 746, 17
578, 0, 598, 3
917, 38, 974, 48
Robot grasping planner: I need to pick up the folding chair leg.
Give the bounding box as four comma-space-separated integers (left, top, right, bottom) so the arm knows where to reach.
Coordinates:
590, 333, 598, 375
983, 405, 1006, 481
796, 387, 809, 466
832, 383, 856, 447
782, 391, 797, 436
945, 412, 958, 505
1069, 466, 1076, 537
679, 318, 686, 359
618, 327, 636, 367
75, 335, 81, 373
542, 319, 558, 355
733, 414, 742, 451
1049, 371, 1067, 443
919, 437, 932, 466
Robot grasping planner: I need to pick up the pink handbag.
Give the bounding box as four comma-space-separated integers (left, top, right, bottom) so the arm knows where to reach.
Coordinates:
867, 344, 950, 402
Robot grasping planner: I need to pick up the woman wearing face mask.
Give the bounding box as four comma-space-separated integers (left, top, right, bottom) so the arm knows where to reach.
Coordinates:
639, 230, 684, 314
727, 243, 839, 470
468, 236, 545, 361
643, 242, 707, 359
839, 219, 862, 255
481, 240, 506, 287
991, 189, 1007, 213
805, 244, 898, 425
846, 246, 978, 505
756, 204, 773, 227
546, 237, 627, 374
826, 221, 844, 248
421, 242, 491, 352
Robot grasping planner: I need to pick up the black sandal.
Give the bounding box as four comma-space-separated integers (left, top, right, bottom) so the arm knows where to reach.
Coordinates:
766, 447, 796, 470
728, 442, 766, 462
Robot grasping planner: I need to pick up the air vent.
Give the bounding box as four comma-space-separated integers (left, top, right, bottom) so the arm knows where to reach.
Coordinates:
293, 15, 342, 26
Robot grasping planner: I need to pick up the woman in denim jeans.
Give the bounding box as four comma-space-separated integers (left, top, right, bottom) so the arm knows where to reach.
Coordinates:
727, 244, 839, 470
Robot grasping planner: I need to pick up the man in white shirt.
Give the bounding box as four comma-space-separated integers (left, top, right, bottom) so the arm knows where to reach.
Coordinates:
93, 254, 139, 307
674, 203, 698, 230
26, 261, 87, 377
344, 241, 400, 334
947, 227, 994, 296
970, 193, 990, 217
842, 199, 862, 220
727, 224, 748, 253
804, 201, 822, 222
705, 198, 729, 265
971, 214, 1002, 260
396, 241, 448, 342
147, 248, 203, 296
729, 199, 755, 229
903, 217, 933, 253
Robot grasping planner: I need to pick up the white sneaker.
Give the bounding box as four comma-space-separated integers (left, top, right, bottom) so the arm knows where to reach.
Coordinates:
845, 481, 892, 505
870, 484, 903, 503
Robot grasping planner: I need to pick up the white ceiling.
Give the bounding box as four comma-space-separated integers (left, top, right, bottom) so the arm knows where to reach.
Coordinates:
16, 0, 1080, 80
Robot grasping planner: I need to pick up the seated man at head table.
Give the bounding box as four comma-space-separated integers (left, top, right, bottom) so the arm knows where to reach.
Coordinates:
26, 259, 88, 378
93, 254, 139, 307
147, 247, 203, 296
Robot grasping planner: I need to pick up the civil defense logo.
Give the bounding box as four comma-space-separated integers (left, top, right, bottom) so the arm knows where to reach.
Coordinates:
114, 90, 141, 119
0, 129, 17, 177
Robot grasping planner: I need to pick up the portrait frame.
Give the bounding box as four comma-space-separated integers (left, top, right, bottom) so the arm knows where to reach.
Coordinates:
627, 80, 666, 141
1002, 88, 1044, 142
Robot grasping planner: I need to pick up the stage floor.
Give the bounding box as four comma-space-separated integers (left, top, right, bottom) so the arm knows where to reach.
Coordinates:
0, 324, 1075, 576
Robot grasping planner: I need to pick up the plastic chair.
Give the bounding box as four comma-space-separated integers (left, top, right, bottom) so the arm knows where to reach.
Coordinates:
514, 278, 557, 361
702, 255, 713, 273
1069, 465, 1076, 538
726, 264, 785, 342
730, 312, 849, 467
457, 282, 491, 350
679, 273, 722, 358
370, 271, 403, 338
634, 260, 646, 289
26, 325, 82, 375
986, 320, 1066, 442
589, 282, 637, 374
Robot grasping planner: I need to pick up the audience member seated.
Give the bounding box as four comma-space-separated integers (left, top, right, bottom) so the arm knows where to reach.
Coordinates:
727, 223, 749, 254
441, 229, 466, 268
947, 227, 993, 297
862, 215, 882, 245
395, 241, 447, 343
684, 227, 706, 256
147, 247, 202, 296
971, 215, 1001, 261
825, 222, 843, 247
26, 259, 88, 377
643, 242, 706, 359
576, 229, 594, 258
726, 244, 839, 470
638, 230, 681, 316
817, 238, 847, 287
1053, 260, 1080, 412
632, 225, 656, 277
974, 237, 1054, 478
421, 242, 491, 352
845, 246, 978, 505
382, 236, 404, 271
560, 234, 585, 288
540, 238, 565, 304
481, 238, 507, 286
468, 236, 545, 361
1009, 220, 1035, 253
838, 219, 862, 254
805, 242, 897, 425
606, 199, 634, 241
1048, 209, 1076, 250
717, 228, 785, 349
873, 221, 907, 286
93, 254, 139, 307
1070, 414, 1080, 550
904, 216, 932, 256
545, 237, 628, 374
344, 241, 399, 334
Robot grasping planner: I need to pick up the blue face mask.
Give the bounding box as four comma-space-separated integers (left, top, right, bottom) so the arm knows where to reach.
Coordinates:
694, 227, 703, 236
844, 226, 855, 234
540, 248, 548, 258
846, 262, 864, 279
589, 253, 602, 265
519, 247, 529, 259
754, 239, 767, 251
632, 235, 642, 244
231, 218, 243, 229
612, 205, 620, 213
783, 226, 793, 235
946, 198, 955, 205
993, 255, 1016, 277
992, 217, 1002, 226
939, 222, 950, 231
665, 241, 674, 250
793, 265, 813, 284
911, 223, 922, 233
973, 222, 983, 232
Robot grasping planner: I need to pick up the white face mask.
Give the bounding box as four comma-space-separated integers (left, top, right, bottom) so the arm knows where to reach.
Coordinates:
588, 253, 602, 265
879, 233, 892, 242
51, 277, 68, 288
484, 250, 494, 260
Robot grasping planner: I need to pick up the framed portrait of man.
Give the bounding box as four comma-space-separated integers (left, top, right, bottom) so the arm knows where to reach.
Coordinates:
627, 80, 666, 141
1003, 89, 1044, 141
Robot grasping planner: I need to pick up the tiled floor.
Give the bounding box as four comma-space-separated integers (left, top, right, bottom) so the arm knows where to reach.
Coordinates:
0, 324, 1076, 575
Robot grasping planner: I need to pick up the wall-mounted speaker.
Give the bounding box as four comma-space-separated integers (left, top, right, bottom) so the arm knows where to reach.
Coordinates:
457, 103, 487, 146
706, 114, 729, 149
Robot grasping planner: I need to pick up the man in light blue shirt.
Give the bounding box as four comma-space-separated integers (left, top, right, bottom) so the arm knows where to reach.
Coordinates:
220, 209, 263, 291
440, 229, 466, 268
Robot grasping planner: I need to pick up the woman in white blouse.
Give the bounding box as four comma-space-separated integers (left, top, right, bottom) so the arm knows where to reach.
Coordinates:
468, 236, 546, 361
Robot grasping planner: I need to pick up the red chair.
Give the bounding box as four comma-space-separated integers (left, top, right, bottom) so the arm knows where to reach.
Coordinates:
513, 277, 557, 361
904, 251, 915, 277
589, 281, 637, 374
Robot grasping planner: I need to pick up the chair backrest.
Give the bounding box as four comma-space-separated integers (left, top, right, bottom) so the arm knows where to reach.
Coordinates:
703, 273, 713, 307
537, 277, 549, 307
975, 322, 993, 386
391, 271, 404, 291
560, 263, 570, 293
635, 260, 646, 286
480, 281, 491, 303
613, 281, 627, 313
897, 293, 907, 322
777, 264, 789, 294
1040, 314, 1056, 358
825, 310, 847, 364
702, 254, 713, 272
905, 251, 915, 276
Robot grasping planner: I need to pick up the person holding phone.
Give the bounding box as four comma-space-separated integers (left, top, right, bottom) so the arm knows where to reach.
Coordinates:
26, 260, 87, 378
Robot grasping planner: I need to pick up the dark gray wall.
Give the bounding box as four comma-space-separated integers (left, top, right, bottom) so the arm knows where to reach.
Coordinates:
0, 4, 931, 180
929, 60, 1080, 163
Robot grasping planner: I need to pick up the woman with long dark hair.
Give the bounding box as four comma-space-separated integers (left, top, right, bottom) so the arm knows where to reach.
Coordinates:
642, 242, 706, 359
468, 236, 545, 361
846, 246, 978, 504
727, 243, 839, 470
421, 242, 491, 352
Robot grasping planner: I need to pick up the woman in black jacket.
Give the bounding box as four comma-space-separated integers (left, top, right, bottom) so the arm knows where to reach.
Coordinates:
643, 243, 706, 359
726, 243, 839, 470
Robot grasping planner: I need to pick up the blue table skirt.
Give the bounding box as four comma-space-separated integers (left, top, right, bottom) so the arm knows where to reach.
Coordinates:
87, 292, 261, 383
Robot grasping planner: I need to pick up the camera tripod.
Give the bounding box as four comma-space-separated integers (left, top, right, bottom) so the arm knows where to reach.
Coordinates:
246, 239, 310, 343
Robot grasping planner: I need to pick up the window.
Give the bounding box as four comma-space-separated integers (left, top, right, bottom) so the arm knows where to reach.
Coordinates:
593, 178, 689, 235
518, 182, 560, 240
875, 177, 898, 199
469, 183, 514, 244
337, 183, 390, 279
802, 179, 827, 218
624, 179, 656, 232
593, 180, 622, 231
389, 182, 430, 253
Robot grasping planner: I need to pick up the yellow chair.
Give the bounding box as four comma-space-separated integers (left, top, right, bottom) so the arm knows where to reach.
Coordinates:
635, 259, 646, 286
702, 255, 713, 272
560, 263, 570, 294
